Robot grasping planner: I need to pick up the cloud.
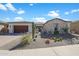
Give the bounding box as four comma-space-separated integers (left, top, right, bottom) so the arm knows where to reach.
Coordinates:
29, 3, 34, 6
5, 18, 10, 22
14, 17, 25, 21
65, 12, 69, 15
0, 3, 25, 15
33, 17, 47, 23
0, 3, 16, 12
71, 9, 79, 13
17, 9, 25, 15
65, 9, 79, 15
0, 18, 10, 22
48, 11, 60, 18
5, 3, 25, 15
63, 18, 70, 21
5, 3, 17, 12
0, 4, 7, 11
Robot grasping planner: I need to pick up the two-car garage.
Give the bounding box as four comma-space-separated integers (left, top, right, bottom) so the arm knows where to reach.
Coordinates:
8, 22, 32, 33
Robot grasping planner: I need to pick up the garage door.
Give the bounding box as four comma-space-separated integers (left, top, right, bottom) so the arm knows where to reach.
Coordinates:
14, 25, 28, 33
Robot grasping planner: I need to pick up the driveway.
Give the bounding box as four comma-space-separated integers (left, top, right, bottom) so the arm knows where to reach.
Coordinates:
0, 35, 22, 50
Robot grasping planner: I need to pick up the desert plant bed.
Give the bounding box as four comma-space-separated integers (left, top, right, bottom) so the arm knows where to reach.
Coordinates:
50, 37, 63, 42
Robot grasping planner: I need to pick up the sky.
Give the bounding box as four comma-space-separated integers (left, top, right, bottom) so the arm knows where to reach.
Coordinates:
0, 3, 79, 22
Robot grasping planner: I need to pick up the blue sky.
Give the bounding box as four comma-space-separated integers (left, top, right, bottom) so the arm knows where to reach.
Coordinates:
0, 3, 79, 22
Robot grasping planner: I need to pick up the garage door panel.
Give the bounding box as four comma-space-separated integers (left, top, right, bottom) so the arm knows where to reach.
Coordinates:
14, 25, 28, 33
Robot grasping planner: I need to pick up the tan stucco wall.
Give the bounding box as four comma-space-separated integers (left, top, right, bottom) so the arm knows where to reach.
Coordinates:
43, 19, 70, 33
8, 23, 32, 33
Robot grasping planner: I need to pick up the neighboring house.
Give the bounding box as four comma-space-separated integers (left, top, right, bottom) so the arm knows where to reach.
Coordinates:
42, 18, 71, 34
70, 21, 79, 34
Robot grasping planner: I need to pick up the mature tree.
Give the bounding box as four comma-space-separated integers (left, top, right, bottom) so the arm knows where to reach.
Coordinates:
0, 23, 9, 33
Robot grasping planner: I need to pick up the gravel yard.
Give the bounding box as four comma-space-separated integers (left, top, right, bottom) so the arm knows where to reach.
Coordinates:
15, 33, 75, 50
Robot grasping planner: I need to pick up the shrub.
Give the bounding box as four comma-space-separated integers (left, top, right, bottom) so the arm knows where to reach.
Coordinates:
54, 31, 59, 35
33, 39, 36, 41
21, 34, 32, 46
45, 39, 50, 44
54, 27, 59, 35
52, 37, 63, 42
63, 28, 68, 33
48, 31, 52, 34
59, 38, 63, 42
54, 29, 59, 35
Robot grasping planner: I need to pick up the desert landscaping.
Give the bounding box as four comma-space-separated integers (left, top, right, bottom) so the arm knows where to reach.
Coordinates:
0, 3, 79, 56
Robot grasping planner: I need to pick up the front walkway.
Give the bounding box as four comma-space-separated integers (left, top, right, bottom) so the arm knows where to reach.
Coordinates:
0, 44, 79, 56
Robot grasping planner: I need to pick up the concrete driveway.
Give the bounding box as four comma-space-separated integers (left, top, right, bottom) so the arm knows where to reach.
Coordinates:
0, 35, 22, 50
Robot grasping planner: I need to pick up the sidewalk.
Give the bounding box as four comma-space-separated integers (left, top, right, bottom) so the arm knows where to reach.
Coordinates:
0, 44, 79, 56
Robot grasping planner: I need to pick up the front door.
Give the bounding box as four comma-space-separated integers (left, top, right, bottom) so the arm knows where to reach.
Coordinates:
54, 23, 59, 31
54, 23, 59, 34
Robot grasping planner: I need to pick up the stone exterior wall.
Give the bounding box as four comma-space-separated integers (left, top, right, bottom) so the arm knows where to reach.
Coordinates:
43, 18, 71, 33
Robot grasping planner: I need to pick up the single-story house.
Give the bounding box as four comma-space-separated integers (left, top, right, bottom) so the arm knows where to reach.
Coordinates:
42, 18, 71, 34
0, 22, 33, 34
0, 18, 71, 34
